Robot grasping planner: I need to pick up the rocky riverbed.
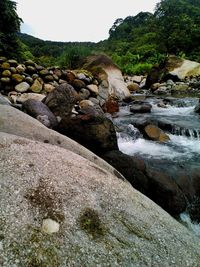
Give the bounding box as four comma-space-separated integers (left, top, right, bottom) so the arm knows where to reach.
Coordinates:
1, 54, 200, 266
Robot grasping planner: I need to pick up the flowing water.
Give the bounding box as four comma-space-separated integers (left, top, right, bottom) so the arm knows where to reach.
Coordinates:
113, 96, 200, 236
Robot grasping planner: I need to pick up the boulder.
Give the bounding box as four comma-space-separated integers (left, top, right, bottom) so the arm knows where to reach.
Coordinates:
44, 83, 55, 93
58, 110, 118, 156
9, 92, 46, 103
2, 70, 11, 77
16, 64, 25, 74
23, 99, 58, 129
86, 84, 99, 95
12, 74, 24, 83
102, 96, 119, 114
78, 88, 90, 100
71, 79, 86, 91
0, 131, 200, 266
1, 62, 10, 69
0, 104, 118, 176
164, 55, 200, 80
43, 83, 79, 119
194, 99, 200, 113
102, 151, 186, 216
144, 124, 170, 142
85, 55, 131, 100
79, 100, 94, 109
0, 94, 11, 105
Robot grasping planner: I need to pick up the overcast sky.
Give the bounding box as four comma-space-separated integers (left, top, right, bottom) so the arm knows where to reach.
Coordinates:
16, 0, 159, 42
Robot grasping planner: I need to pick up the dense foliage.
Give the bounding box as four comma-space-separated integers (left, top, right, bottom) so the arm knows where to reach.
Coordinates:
2, 0, 200, 74
0, 0, 22, 59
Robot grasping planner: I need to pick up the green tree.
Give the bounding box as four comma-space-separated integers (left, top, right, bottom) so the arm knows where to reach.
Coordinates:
0, 0, 22, 58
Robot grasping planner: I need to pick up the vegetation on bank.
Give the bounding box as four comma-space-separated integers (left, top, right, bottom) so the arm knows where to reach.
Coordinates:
0, 0, 200, 75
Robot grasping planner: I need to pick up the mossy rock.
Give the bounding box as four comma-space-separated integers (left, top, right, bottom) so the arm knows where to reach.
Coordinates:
1, 62, 10, 70
73, 69, 93, 80
7, 59, 18, 67
12, 74, 24, 83
2, 70, 12, 77
1, 77, 11, 83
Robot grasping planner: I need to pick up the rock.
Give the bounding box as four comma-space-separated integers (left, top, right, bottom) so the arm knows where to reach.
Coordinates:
0, 104, 118, 177
10, 92, 46, 103
145, 64, 161, 88
2, 70, 11, 77
89, 97, 100, 105
79, 88, 90, 100
26, 65, 36, 74
71, 79, 86, 91
194, 100, 200, 113
64, 70, 76, 82
32, 73, 39, 79
10, 67, 17, 74
12, 74, 24, 83
86, 84, 99, 95
85, 55, 131, 100
43, 83, 79, 119
102, 96, 119, 114
79, 100, 94, 109
25, 76, 33, 84
151, 82, 161, 91
0, 56, 7, 63
25, 60, 35, 67
0, 131, 200, 266
127, 82, 140, 92
0, 94, 11, 105
30, 78, 43, 93
16, 64, 25, 74
58, 112, 118, 156
1, 62, 10, 69
53, 68, 62, 78
7, 59, 18, 67
164, 55, 200, 80
130, 103, 152, 113
44, 83, 55, 93
44, 75, 54, 82
15, 82, 30, 93
1, 77, 11, 84
174, 83, 189, 91
23, 99, 58, 129
39, 69, 49, 76
42, 218, 60, 234
144, 124, 170, 142
154, 86, 169, 95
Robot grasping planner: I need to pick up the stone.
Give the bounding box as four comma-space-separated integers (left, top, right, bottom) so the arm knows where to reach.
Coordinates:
26, 65, 36, 74
85, 55, 130, 100
24, 60, 35, 66
1, 62, 10, 69
23, 99, 58, 129
58, 111, 118, 156
86, 84, 99, 95
194, 100, 200, 114
145, 64, 161, 88
43, 83, 79, 119
0, 56, 7, 63
10, 92, 46, 103
0, 94, 11, 105
7, 59, 18, 67
53, 68, 62, 78
39, 69, 49, 76
44, 75, 54, 82
30, 78, 43, 93
15, 82, 30, 93
2, 69, 11, 77
42, 219, 60, 234
12, 74, 24, 83
32, 74, 39, 79
144, 124, 170, 142
16, 64, 25, 74
130, 103, 152, 113
10, 67, 17, 74
174, 83, 189, 91
89, 97, 100, 105
25, 76, 33, 84
132, 75, 143, 84
71, 79, 86, 91
79, 100, 94, 109
0, 104, 117, 176
0, 131, 200, 266
1, 77, 10, 83
127, 82, 140, 92
44, 83, 55, 93
151, 82, 161, 91
64, 70, 76, 83
79, 88, 90, 100
102, 96, 119, 114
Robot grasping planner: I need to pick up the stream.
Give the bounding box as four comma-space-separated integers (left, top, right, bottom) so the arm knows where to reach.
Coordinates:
113, 96, 200, 237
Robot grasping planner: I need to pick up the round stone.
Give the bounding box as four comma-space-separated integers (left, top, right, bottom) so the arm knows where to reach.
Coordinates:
15, 82, 30, 93
42, 218, 60, 234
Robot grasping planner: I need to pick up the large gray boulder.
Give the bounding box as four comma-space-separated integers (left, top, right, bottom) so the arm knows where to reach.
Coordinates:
0, 104, 118, 176
0, 132, 200, 266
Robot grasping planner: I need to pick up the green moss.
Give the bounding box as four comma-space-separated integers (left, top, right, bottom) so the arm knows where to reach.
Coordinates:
73, 69, 93, 79
79, 208, 107, 239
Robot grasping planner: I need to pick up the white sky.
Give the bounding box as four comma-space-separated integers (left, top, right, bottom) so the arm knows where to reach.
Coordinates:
16, 0, 159, 42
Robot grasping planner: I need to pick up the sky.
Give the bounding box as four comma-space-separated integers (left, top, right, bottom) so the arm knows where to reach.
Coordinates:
16, 0, 159, 43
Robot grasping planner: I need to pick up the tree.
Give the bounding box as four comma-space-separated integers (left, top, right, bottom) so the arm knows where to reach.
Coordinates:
0, 0, 22, 58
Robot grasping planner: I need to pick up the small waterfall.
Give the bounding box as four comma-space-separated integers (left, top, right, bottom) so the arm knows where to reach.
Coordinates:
171, 125, 200, 140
